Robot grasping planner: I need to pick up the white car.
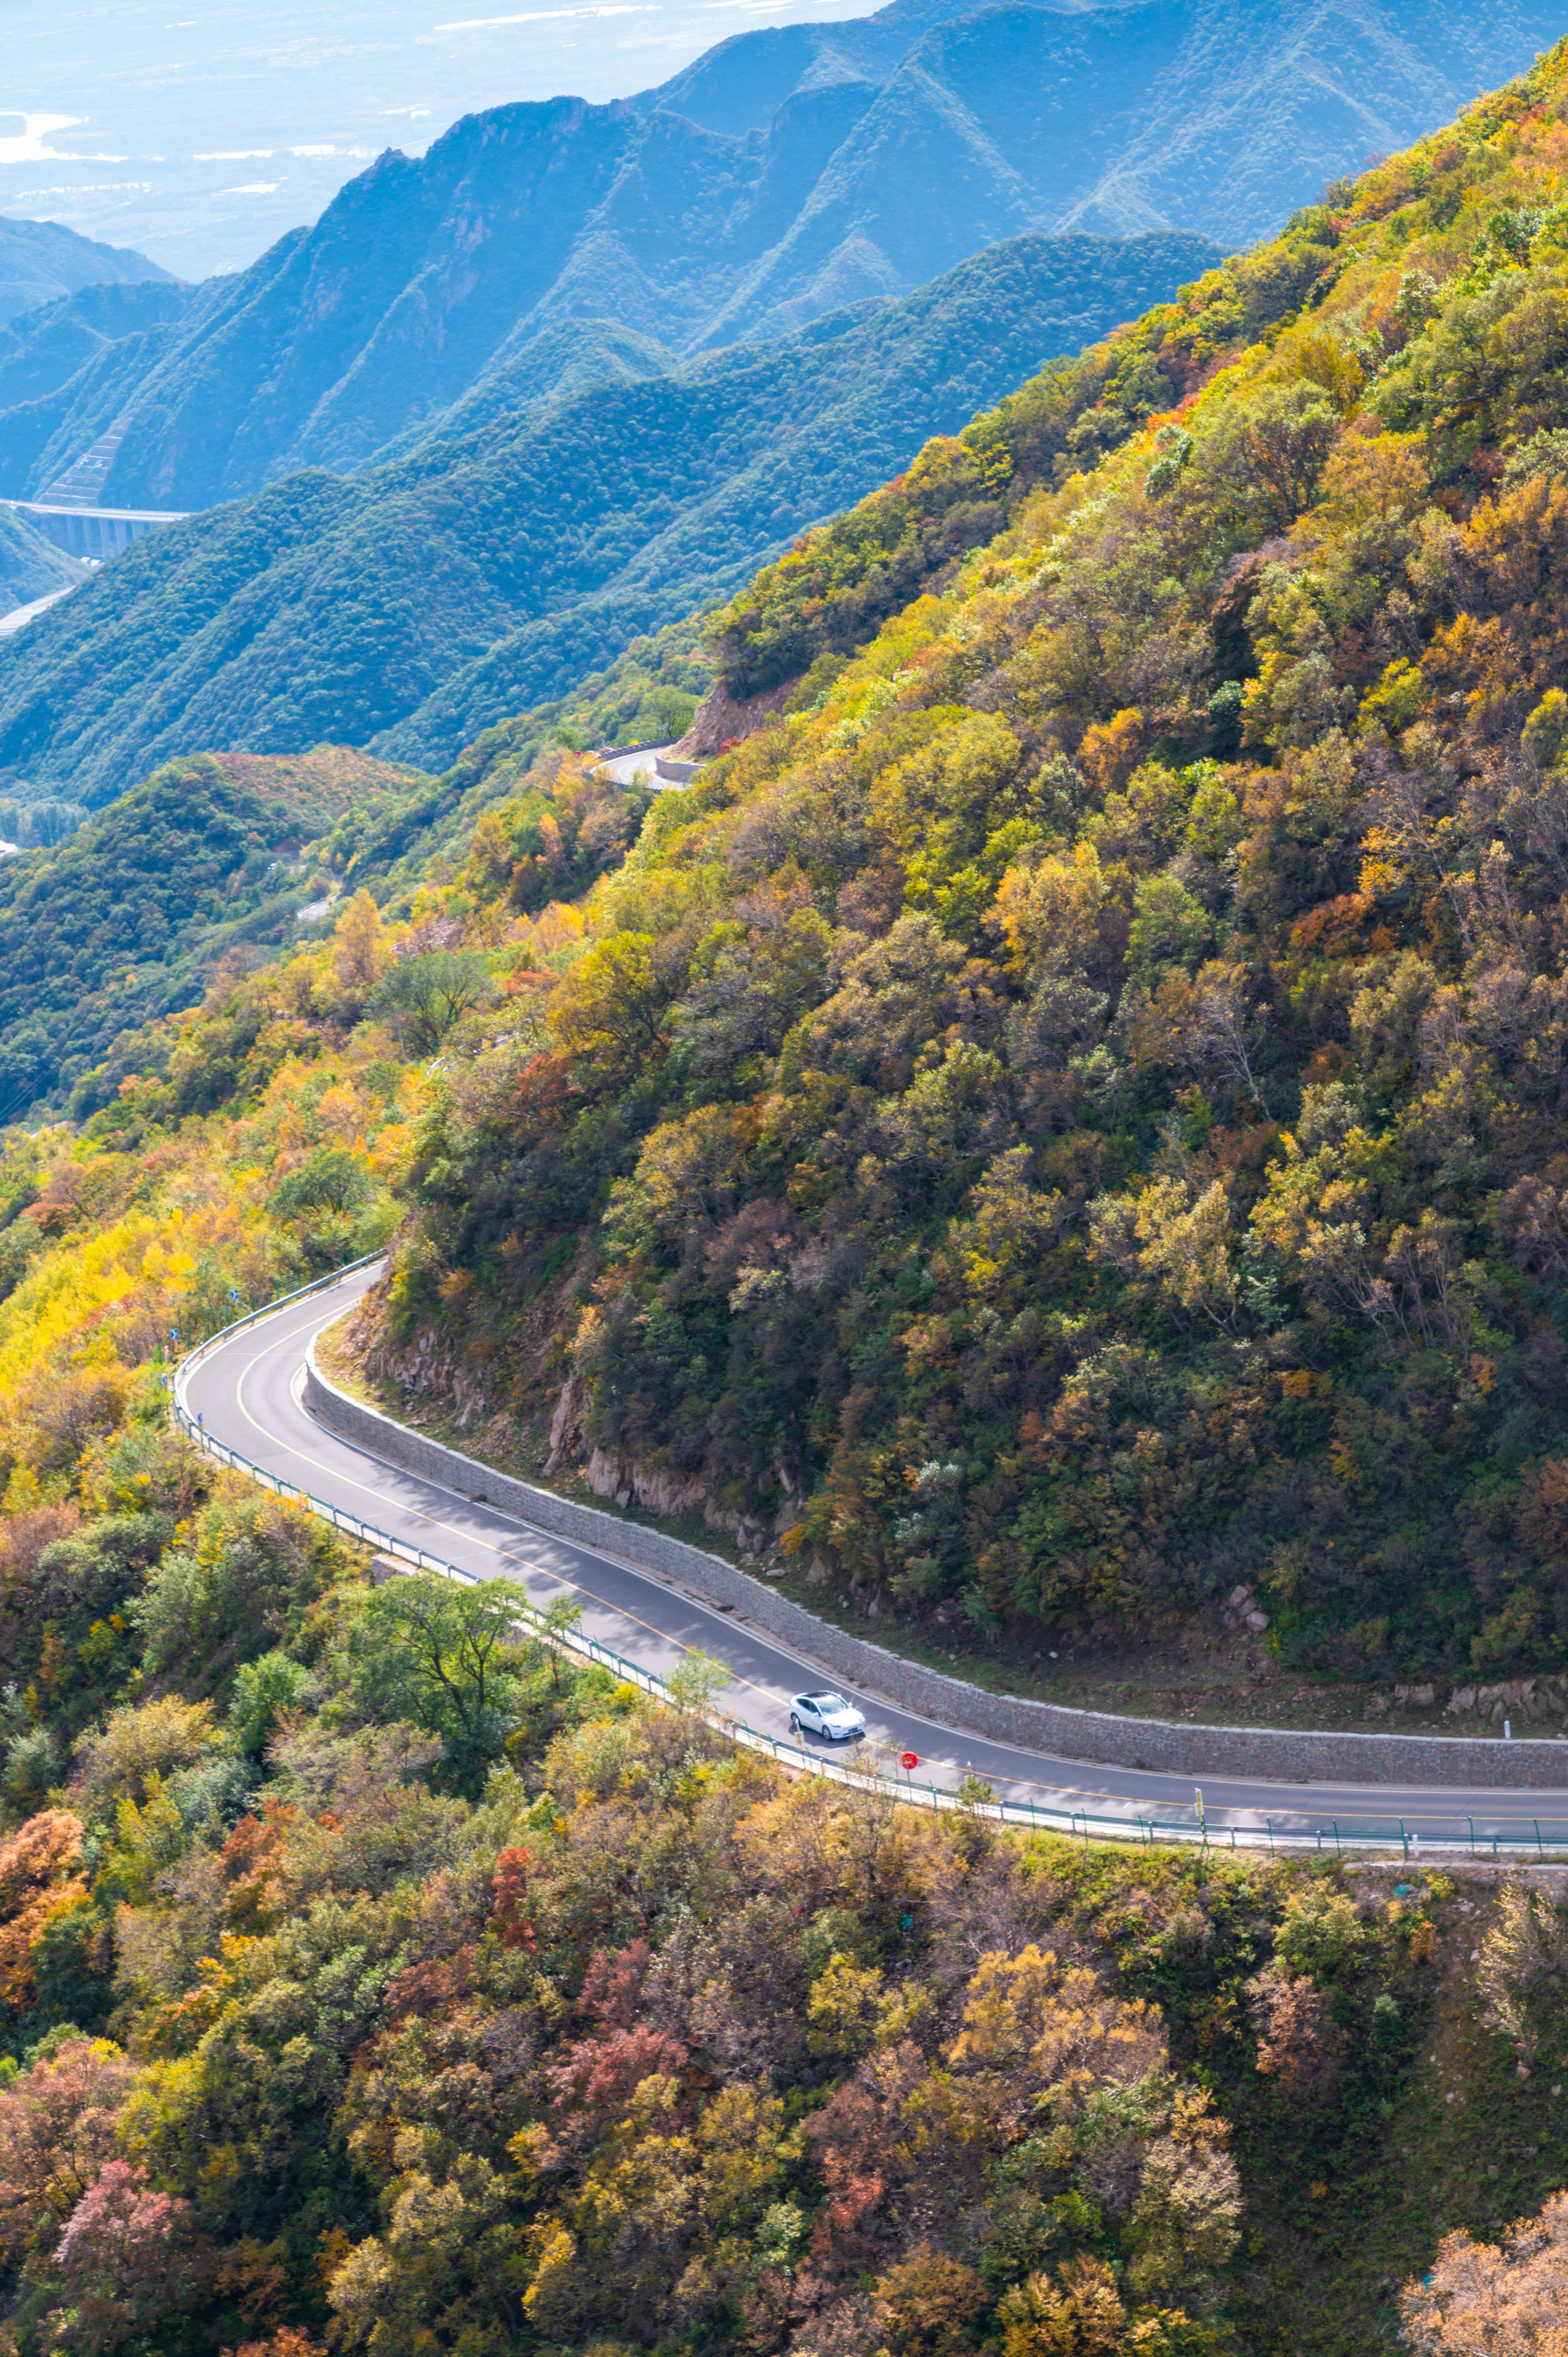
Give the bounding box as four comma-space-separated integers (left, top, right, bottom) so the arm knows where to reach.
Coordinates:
789, 1689, 866, 1741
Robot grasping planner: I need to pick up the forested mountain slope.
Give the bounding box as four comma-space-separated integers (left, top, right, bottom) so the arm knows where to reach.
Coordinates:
0, 212, 172, 329
0, 612, 711, 1125
0, 983, 1557, 2357
0, 233, 1218, 800
0, 747, 424, 1123
312, 34, 1568, 1696
0, 279, 198, 427
6, 0, 1562, 512
0, 505, 84, 615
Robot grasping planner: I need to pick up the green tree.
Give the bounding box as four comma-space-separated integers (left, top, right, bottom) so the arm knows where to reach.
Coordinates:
335, 1573, 534, 1791
1126, 872, 1211, 984
366, 951, 493, 1054
550, 932, 673, 1083
664, 1647, 729, 1716
269, 1147, 372, 1220
228, 1650, 316, 1755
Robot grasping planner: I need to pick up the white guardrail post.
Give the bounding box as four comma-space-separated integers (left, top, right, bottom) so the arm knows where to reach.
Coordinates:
165, 1261, 1565, 1863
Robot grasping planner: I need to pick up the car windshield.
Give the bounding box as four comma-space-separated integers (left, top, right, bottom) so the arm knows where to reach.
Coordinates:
810, 1693, 849, 1712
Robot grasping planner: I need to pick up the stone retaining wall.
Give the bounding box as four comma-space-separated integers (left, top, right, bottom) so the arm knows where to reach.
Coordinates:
305, 1354, 1568, 1792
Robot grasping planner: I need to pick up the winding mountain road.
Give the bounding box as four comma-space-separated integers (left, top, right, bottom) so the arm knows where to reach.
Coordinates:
178, 1267, 1568, 1852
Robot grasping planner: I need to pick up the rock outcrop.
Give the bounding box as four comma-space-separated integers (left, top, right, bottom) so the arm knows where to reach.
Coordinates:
667, 677, 799, 759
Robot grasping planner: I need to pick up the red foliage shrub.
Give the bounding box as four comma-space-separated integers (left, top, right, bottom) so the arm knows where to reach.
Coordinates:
0, 2035, 137, 2260
490, 1845, 537, 1950
53, 2161, 212, 2353
579, 1935, 650, 2023
544, 2024, 689, 2116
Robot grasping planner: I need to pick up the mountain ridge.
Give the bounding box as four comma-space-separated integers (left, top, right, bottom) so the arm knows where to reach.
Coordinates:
6, 0, 1565, 517
0, 212, 173, 329
0, 230, 1220, 799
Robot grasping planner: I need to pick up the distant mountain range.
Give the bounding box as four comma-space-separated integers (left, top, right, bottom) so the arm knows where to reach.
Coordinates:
0, 230, 1218, 797
3, 0, 1563, 514
637, 0, 1568, 253
0, 215, 172, 330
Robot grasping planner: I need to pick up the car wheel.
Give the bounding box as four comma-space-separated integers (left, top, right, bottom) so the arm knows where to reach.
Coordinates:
790, 1713, 801, 1734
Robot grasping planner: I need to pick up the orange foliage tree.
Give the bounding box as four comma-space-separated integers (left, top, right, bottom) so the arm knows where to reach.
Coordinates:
0, 1810, 89, 2012
1400, 2190, 1568, 2354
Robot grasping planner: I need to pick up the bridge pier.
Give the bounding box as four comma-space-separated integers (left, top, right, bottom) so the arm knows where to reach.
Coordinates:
2, 501, 190, 559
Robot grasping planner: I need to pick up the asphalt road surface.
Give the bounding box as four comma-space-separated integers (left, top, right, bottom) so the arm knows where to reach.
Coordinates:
179, 1267, 1568, 1850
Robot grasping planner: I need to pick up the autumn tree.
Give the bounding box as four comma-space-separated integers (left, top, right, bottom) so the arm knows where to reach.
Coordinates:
0, 1811, 89, 2013
549, 931, 677, 1084
874, 2244, 988, 2357
1475, 1880, 1568, 2058
331, 889, 391, 1005
1400, 2191, 1568, 2354
0, 2037, 137, 2263
49, 2162, 212, 2355
998, 2254, 1219, 2354
1245, 1968, 1345, 2102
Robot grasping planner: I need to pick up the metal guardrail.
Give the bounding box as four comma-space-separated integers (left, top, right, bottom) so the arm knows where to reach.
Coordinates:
168, 1262, 1568, 1862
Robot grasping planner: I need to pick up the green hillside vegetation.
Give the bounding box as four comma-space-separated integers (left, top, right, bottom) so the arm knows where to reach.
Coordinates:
0, 799, 89, 854
0, 747, 425, 1122
0, 507, 84, 615
0, 212, 172, 329
0, 280, 195, 421
0, 1120, 1556, 2354
0, 234, 1222, 801
703, 193, 1343, 702
311, 624, 711, 904
0, 287, 205, 510
0, 618, 715, 1127
370, 317, 682, 463
310, 37, 1568, 1699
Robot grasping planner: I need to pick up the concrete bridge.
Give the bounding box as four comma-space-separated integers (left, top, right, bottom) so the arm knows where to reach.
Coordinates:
4, 500, 190, 560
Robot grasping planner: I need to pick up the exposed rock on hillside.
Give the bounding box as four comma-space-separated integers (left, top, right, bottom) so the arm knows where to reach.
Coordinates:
669, 678, 800, 757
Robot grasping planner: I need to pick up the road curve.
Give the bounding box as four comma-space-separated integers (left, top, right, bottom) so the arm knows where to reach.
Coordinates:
180, 1267, 1568, 1848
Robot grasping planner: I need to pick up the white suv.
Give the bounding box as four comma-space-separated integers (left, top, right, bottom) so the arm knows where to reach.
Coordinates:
789, 1690, 866, 1741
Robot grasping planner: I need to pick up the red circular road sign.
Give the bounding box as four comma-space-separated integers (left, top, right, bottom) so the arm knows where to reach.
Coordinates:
900, 1751, 919, 1771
